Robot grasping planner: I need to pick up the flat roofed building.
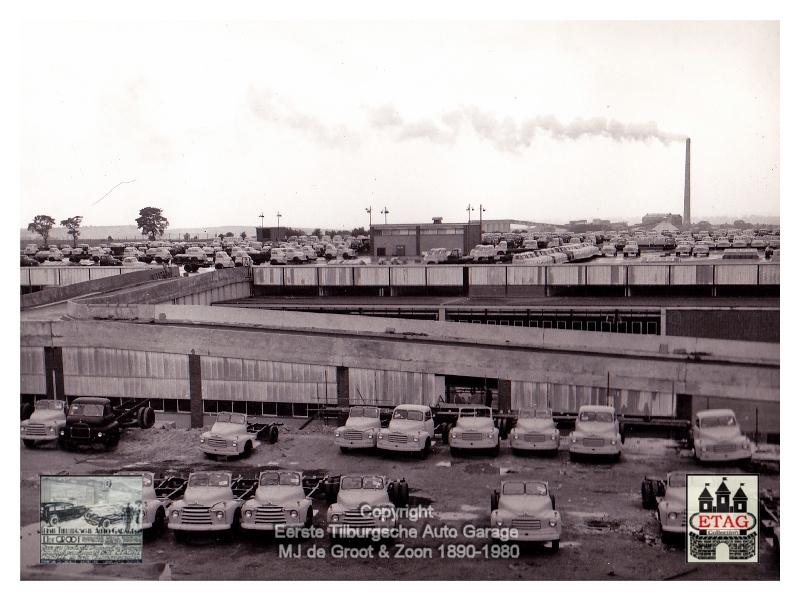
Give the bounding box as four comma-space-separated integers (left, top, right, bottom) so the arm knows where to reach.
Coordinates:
370, 221, 481, 257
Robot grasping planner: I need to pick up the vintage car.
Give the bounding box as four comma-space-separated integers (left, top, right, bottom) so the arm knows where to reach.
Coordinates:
121, 256, 150, 268
691, 408, 752, 463
509, 408, 560, 454
448, 405, 500, 457
692, 243, 711, 257
40, 501, 87, 527
139, 473, 187, 534
568, 405, 623, 461
84, 504, 127, 529
168, 471, 257, 540
656, 472, 687, 542
600, 243, 618, 257
199, 411, 278, 458
326, 475, 407, 540
241, 470, 313, 534
21, 399, 67, 448
621, 241, 640, 258
377, 404, 435, 459
490, 480, 561, 550
21, 254, 40, 267
334, 406, 382, 452
214, 251, 236, 269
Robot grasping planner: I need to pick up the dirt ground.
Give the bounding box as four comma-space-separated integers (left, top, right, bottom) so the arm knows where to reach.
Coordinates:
20, 416, 780, 581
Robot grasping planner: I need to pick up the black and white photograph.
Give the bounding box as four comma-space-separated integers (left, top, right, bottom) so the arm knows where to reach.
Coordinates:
16, 6, 785, 585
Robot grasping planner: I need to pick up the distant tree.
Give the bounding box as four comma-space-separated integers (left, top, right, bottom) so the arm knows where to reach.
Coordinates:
60, 216, 83, 246
135, 207, 169, 241
351, 226, 367, 237
192, 235, 199, 240
219, 233, 225, 241
311, 228, 322, 238
183, 232, 191, 241
240, 231, 247, 240
225, 231, 234, 238
27, 215, 56, 245
107, 235, 113, 242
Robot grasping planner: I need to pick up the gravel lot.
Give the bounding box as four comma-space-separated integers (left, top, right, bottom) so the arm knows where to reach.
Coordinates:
21, 416, 780, 581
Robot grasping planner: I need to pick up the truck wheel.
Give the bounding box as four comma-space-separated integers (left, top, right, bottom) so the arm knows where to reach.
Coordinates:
550, 540, 560, 552
154, 507, 166, 534
23, 439, 36, 449
397, 481, 409, 507
491, 490, 499, 512
641, 480, 655, 509
268, 426, 279, 444
49, 515, 59, 527
441, 424, 451, 445
450, 446, 459, 458
214, 263, 222, 269
304, 507, 313, 528
242, 440, 253, 458
21, 403, 35, 421
138, 406, 156, 429
491, 442, 500, 458
419, 438, 431, 459
339, 446, 349, 454
103, 431, 120, 450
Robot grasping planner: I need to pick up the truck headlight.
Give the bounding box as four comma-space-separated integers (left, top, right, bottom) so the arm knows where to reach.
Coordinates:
571, 437, 576, 443
331, 514, 340, 522
742, 442, 749, 450
496, 519, 503, 526
550, 434, 556, 440
701, 446, 707, 452
451, 432, 457, 439
20, 426, 24, 432
668, 513, 678, 521
245, 510, 253, 518
289, 510, 298, 518
487, 432, 493, 438
60, 430, 64, 436
378, 434, 383, 440
171, 510, 179, 518
200, 437, 205, 444
97, 432, 103, 437
549, 519, 557, 527
513, 434, 519, 440
216, 511, 225, 520
335, 431, 340, 437
413, 437, 419, 442
232, 441, 237, 448
611, 439, 616, 445
49, 426, 55, 433
368, 434, 373, 439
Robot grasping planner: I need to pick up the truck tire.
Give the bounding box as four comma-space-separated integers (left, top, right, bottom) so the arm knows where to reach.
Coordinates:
550, 540, 560, 552
103, 430, 120, 450
441, 424, 451, 445
641, 480, 656, 509
242, 440, 253, 458
23, 439, 36, 449
304, 507, 313, 528
491, 442, 500, 457
214, 263, 222, 269
419, 438, 431, 459
21, 403, 35, 421
268, 426, 279, 444
490, 490, 499, 512
137, 406, 156, 429
397, 481, 409, 507
325, 481, 340, 506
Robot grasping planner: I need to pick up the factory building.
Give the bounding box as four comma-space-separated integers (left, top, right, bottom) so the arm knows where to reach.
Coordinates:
370, 218, 481, 257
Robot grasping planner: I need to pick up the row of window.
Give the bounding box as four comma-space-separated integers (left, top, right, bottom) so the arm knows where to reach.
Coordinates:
452, 319, 659, 334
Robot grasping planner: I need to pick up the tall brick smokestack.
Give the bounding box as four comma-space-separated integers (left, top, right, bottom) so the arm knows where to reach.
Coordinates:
683, 138, 691, 227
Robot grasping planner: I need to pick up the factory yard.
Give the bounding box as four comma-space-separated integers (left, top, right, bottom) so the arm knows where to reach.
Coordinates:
21, 416, 780, 581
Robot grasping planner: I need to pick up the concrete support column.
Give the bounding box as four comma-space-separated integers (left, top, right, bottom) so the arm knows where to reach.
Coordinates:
336, 366, 350, 426
188, 353, 203, 429
497, 380, 512, 413
44, 347, 65, 399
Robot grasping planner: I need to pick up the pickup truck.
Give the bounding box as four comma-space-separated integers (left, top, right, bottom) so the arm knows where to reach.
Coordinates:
691, 408, 752, 464
490, 480, 561, 550
173, 247, 212, 272
326, 474, 408, 540
448, 405, 500, 457
376, 404, 435, 459
58, 397, 156, 451
199, 411, 280, 459
509, 408, 560, 454
241, 470, 314, 534
334, 406, 382, 453
168, 471, 258, 540
568, 405, 623, 461
140, 473, 188, 535
21, 399, 67, 448
641, 471, 687, 543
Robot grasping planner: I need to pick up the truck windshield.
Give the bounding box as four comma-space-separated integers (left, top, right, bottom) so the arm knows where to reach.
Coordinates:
393, 409, 424, 421
216, 412, 245, 424
189, 473, 230, 487
260, 472, 301, 486
35, 400, 64, 411
350, 407, 379, 418
699, 415, 736, 427
69, 404, 104, 417
460, 408, 491, 418
668, 474, 687, 488
579, 411, 613, 423
340, 476, 384, 491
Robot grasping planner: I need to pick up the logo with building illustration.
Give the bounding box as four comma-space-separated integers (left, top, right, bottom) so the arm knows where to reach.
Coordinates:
686, 474, 758, 563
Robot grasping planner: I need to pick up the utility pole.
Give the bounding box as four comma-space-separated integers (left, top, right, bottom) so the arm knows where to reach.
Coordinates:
467, 204, 474, 223
381, 207, 389, 224
259, 213, 264, 228
479, 204, 486, 236
366, 207, 372, 227
276, 212, 282, 241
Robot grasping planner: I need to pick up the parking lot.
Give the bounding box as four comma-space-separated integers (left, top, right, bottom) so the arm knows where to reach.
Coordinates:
21, 416, 780, 581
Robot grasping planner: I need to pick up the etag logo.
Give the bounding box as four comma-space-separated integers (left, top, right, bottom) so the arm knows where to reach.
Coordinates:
686, 475, 759, 563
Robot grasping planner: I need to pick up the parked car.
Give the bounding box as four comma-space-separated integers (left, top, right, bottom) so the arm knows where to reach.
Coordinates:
121, 256, 149, 268
41, 501, 87, 527
214, 251, 236, 269
568, 405, 623, 461
334, 406, 382, 453
622, 241, 640, 258
490, 480, 561, 550
21, 255, 40, 267
509, 408, 560, 454
691, 408, 752, 463
674, 243, 693, 257
241, 470, 314, 534
269, 248, 288, 265
376, 404, 435, 459
84, 504, 126, 529
692, 243, 710, 257
449, 405, 500, 457
24, 244, 40, 256
98, 255, 122, 266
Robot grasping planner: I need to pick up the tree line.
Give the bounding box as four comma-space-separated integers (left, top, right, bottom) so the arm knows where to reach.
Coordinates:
27, 208, 169, 246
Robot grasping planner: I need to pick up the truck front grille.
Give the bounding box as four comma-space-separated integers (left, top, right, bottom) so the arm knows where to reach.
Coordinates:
24, 424, 47, 436
181, 506, 212, 525
583, 437, 605, 447
713, 444, 737, 453
343, 431, 363, 441
255, 506, 285, 525
511, 518, 542, 530
388, 433, 408, 443
206, 438, 228, 448
342, 510, 374, 526
69, 424, 91, 439
461, 432, 483, 441
524, 434, 546, 443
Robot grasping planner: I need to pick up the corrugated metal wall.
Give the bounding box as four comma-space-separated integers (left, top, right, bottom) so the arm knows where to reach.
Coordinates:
426, 266, 463, 286
585, 265, 626, 285
61, 348, 190, 398
506, 266, 546, 285
349, 368, 438, 406
628, 265, 670, 286
200, 357, 337, 404
20, 347, 46, 395
169, 282, 250, 305
253, 267, 283, 286
665, 309, 779, 343
284, 267, 318, 286
469, 266, 506, 286
511, 381, 675, 416
21, 266, 162, 287
715, 264, 758, 285
390, 266, 426, 286
758, 264, 780, 285
354, 266, 390, 286
548, 266, 583, 286
319, 267, 353, 286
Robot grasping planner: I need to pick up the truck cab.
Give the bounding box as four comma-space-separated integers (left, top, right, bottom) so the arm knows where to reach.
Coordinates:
448, 405, 500, 457
199, 411, 259, 458
21, 399, 67, 448
241, 471, 313, 533
509, 408, 560, 454
377, 404, 435, 459
490, 480, 561, 550
214, 251, 235, 269
568, 405, 622, 461
422, 248, 448, 264
59, 397, 120, 450
334, 406, 382, 452
326, 475, 406, 540
691, 408, 752, 463
656, 472, 687, 542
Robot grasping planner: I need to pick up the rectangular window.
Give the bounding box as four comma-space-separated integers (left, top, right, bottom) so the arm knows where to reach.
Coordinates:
177, 399, 191, 413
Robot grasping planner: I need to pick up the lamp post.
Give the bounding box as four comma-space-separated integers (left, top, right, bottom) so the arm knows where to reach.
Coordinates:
479, 204, 486, 236
204, 230, 207, 242
467, 204, 474, 223
381, 207, 389, 224
276, 212, 282, 241
366, 207, 372, 227
259, 212, 264, 228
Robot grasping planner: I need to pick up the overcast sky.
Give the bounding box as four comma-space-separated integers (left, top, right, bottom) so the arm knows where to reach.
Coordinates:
19, 18, 781, 231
